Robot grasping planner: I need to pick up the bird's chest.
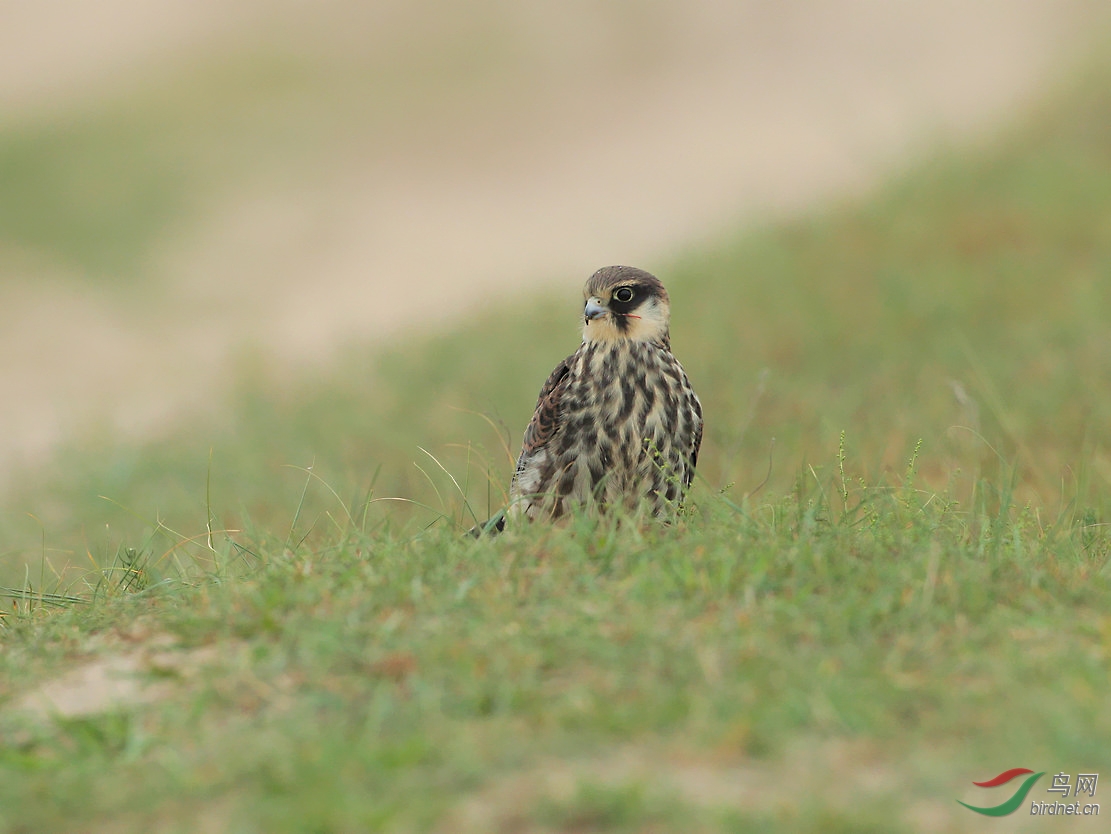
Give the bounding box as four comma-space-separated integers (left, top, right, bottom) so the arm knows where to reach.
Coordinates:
556, 342, 680, 463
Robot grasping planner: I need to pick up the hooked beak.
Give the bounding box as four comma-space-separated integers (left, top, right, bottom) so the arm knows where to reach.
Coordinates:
584, 297, 608, 322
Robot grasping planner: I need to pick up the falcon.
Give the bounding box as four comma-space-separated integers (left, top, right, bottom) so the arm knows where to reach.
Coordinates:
493, 265, 703, 528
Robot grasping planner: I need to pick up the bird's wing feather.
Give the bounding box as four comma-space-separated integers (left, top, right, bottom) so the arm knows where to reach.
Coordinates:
688, 414, 703, 488
519, 354, 574, 461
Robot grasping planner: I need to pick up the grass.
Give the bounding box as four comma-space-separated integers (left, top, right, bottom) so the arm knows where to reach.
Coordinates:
2, 52, 1111, 834
1, 480, 1106, 832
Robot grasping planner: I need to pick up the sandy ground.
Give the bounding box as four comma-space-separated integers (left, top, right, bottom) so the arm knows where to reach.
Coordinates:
0, 0, 1107, 476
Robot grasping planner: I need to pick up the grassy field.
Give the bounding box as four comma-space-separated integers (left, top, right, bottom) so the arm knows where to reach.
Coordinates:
2, 58, 1111, 833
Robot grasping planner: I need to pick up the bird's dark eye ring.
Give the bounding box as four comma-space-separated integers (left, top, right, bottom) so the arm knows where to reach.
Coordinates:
614, 287, 634, 303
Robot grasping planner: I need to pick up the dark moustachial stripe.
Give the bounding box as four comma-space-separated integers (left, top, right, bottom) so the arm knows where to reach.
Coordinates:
507, 266, 702, 523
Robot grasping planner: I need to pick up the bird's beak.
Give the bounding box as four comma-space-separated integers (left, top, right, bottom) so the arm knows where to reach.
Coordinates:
584, 297, 608, 321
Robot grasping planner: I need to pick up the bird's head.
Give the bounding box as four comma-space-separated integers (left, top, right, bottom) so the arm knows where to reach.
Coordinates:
581, 265, 671, 347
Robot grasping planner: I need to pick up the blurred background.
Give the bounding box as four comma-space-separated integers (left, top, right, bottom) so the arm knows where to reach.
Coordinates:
0, 0, 1106, 486
0, 0, 1106, 541
6, 7, 1111, 827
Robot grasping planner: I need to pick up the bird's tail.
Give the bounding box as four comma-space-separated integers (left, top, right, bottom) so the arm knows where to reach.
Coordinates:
468, 509, 507, 537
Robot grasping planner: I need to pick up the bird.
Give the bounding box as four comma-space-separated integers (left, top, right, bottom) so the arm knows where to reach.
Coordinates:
481, 265, 702, 531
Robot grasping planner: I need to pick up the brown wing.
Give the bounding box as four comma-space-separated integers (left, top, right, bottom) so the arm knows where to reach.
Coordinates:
687, 415, 703, 488
518, 354, 573, 463
685, 393, 703, 489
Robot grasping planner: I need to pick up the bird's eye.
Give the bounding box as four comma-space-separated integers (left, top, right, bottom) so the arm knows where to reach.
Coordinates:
613, 287, 635, 303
